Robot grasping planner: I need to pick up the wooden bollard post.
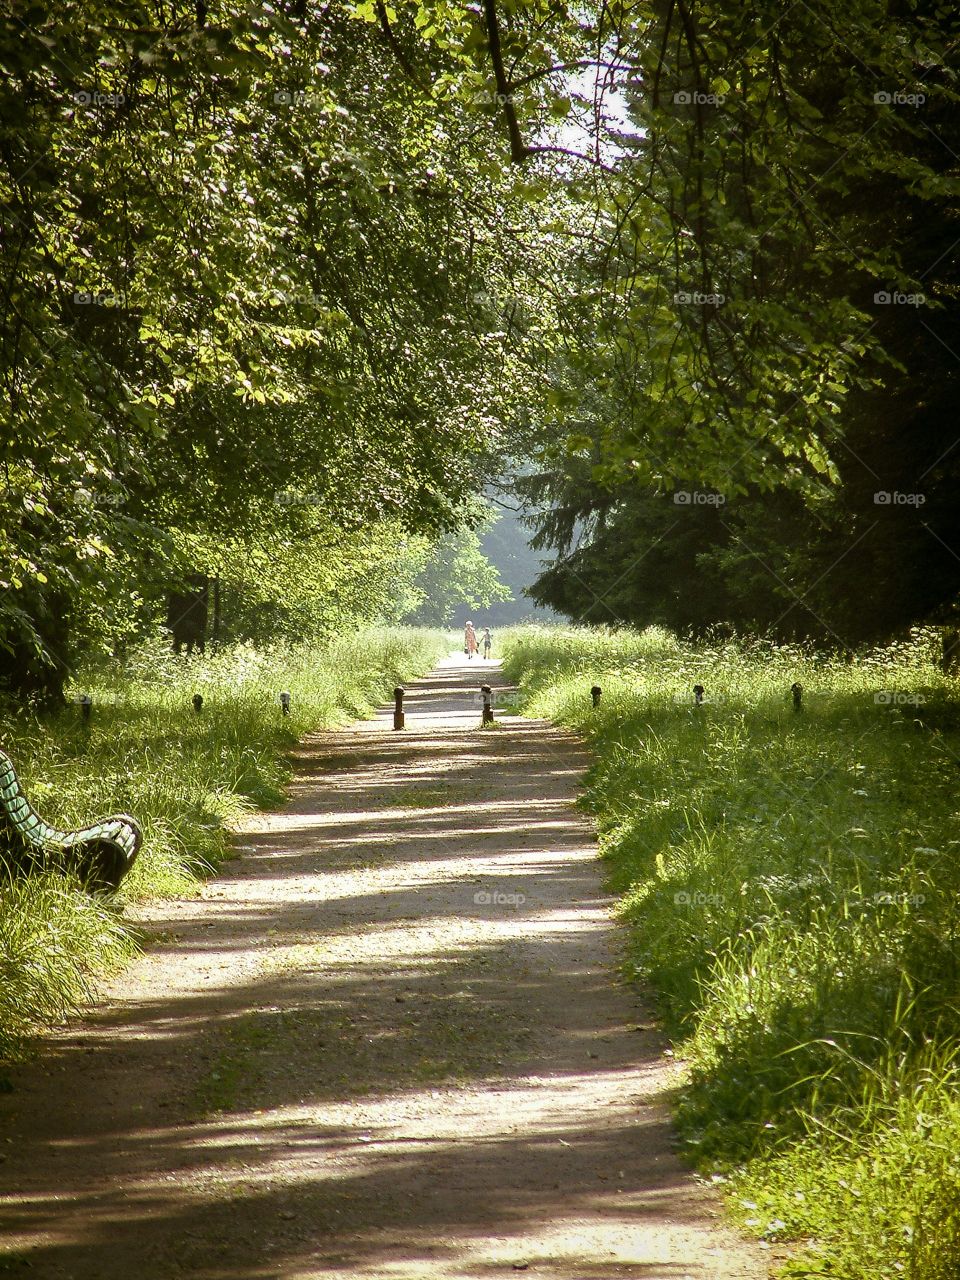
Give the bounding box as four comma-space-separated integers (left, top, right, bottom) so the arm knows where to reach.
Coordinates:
480, 685, 494, 725
591, 685, 602, 708
280, 690, 291, 716
693, 684, 705, 707
79, 693, 92, 722
192, 693, 204, 714
393, 686, 405, 730
791, 682, 803, 712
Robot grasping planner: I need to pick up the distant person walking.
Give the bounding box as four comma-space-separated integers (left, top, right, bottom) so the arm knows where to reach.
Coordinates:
482, 627, 492, 659
464, 621, 478, 659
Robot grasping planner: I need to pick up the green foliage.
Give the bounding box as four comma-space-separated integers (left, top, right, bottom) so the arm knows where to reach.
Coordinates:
404, 504, 511, 625
0, 625, 444, 1056
512, 1, 960, 642
206, 520, 435, 646
5, 0, 960, 679
504, 623, 960, 1280
568, 0, 960, 494
0, 873, 134, 1060
0, 0, 555, 692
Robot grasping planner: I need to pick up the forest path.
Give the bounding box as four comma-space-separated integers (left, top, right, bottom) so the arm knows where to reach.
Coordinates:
0, 656, 769, 1280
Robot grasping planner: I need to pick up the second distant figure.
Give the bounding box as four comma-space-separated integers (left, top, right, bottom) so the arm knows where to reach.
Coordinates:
482, 627, 492, 659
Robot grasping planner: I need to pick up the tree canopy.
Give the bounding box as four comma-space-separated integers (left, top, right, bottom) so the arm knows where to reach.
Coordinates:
513, 0, 960, 647
1, 0, 554, 691
2, 0, 959, 686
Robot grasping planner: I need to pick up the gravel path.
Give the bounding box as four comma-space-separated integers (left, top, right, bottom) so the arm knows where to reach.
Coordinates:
0, 656, 769, 1280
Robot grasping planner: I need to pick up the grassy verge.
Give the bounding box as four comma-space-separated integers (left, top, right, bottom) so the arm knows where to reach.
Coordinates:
502, 623, 960, 1280
0, 626, 446, 1060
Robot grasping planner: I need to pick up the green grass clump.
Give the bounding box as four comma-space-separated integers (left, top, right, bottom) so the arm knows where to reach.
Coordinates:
503, 622, 960, 1280
0, 626, 446, 1056
0, 872, 135, 1060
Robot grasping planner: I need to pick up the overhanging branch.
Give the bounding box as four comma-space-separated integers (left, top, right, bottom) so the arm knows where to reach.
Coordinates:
482, 0, 529, 163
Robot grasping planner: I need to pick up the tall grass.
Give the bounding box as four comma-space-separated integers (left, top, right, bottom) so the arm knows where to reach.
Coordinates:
0, 873, 134, 1059
503, 623, 960, 1280
0, 627, 445, 1058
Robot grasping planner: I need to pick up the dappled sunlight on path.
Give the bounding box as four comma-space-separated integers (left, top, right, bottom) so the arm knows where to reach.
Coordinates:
0, 654, 767, 1279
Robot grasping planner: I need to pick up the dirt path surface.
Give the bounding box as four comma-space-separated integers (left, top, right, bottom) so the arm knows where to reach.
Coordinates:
0, 657, 769, 1280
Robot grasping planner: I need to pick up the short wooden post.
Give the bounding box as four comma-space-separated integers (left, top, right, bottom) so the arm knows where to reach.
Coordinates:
480, 685, 494, 725
591, 685, 602, 708
192, 693, 203, 714
79, 693, 92, 722
393, 686, 405, 730
693, 683, 705, 707
280, 690, 291, 716
791, 682, 803, 712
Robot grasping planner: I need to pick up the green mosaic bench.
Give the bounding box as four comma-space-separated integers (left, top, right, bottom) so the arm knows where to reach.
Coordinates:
0, 749, 142, 893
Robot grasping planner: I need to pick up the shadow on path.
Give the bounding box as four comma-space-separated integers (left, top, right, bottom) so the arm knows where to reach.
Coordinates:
0, 657, 767, 1280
